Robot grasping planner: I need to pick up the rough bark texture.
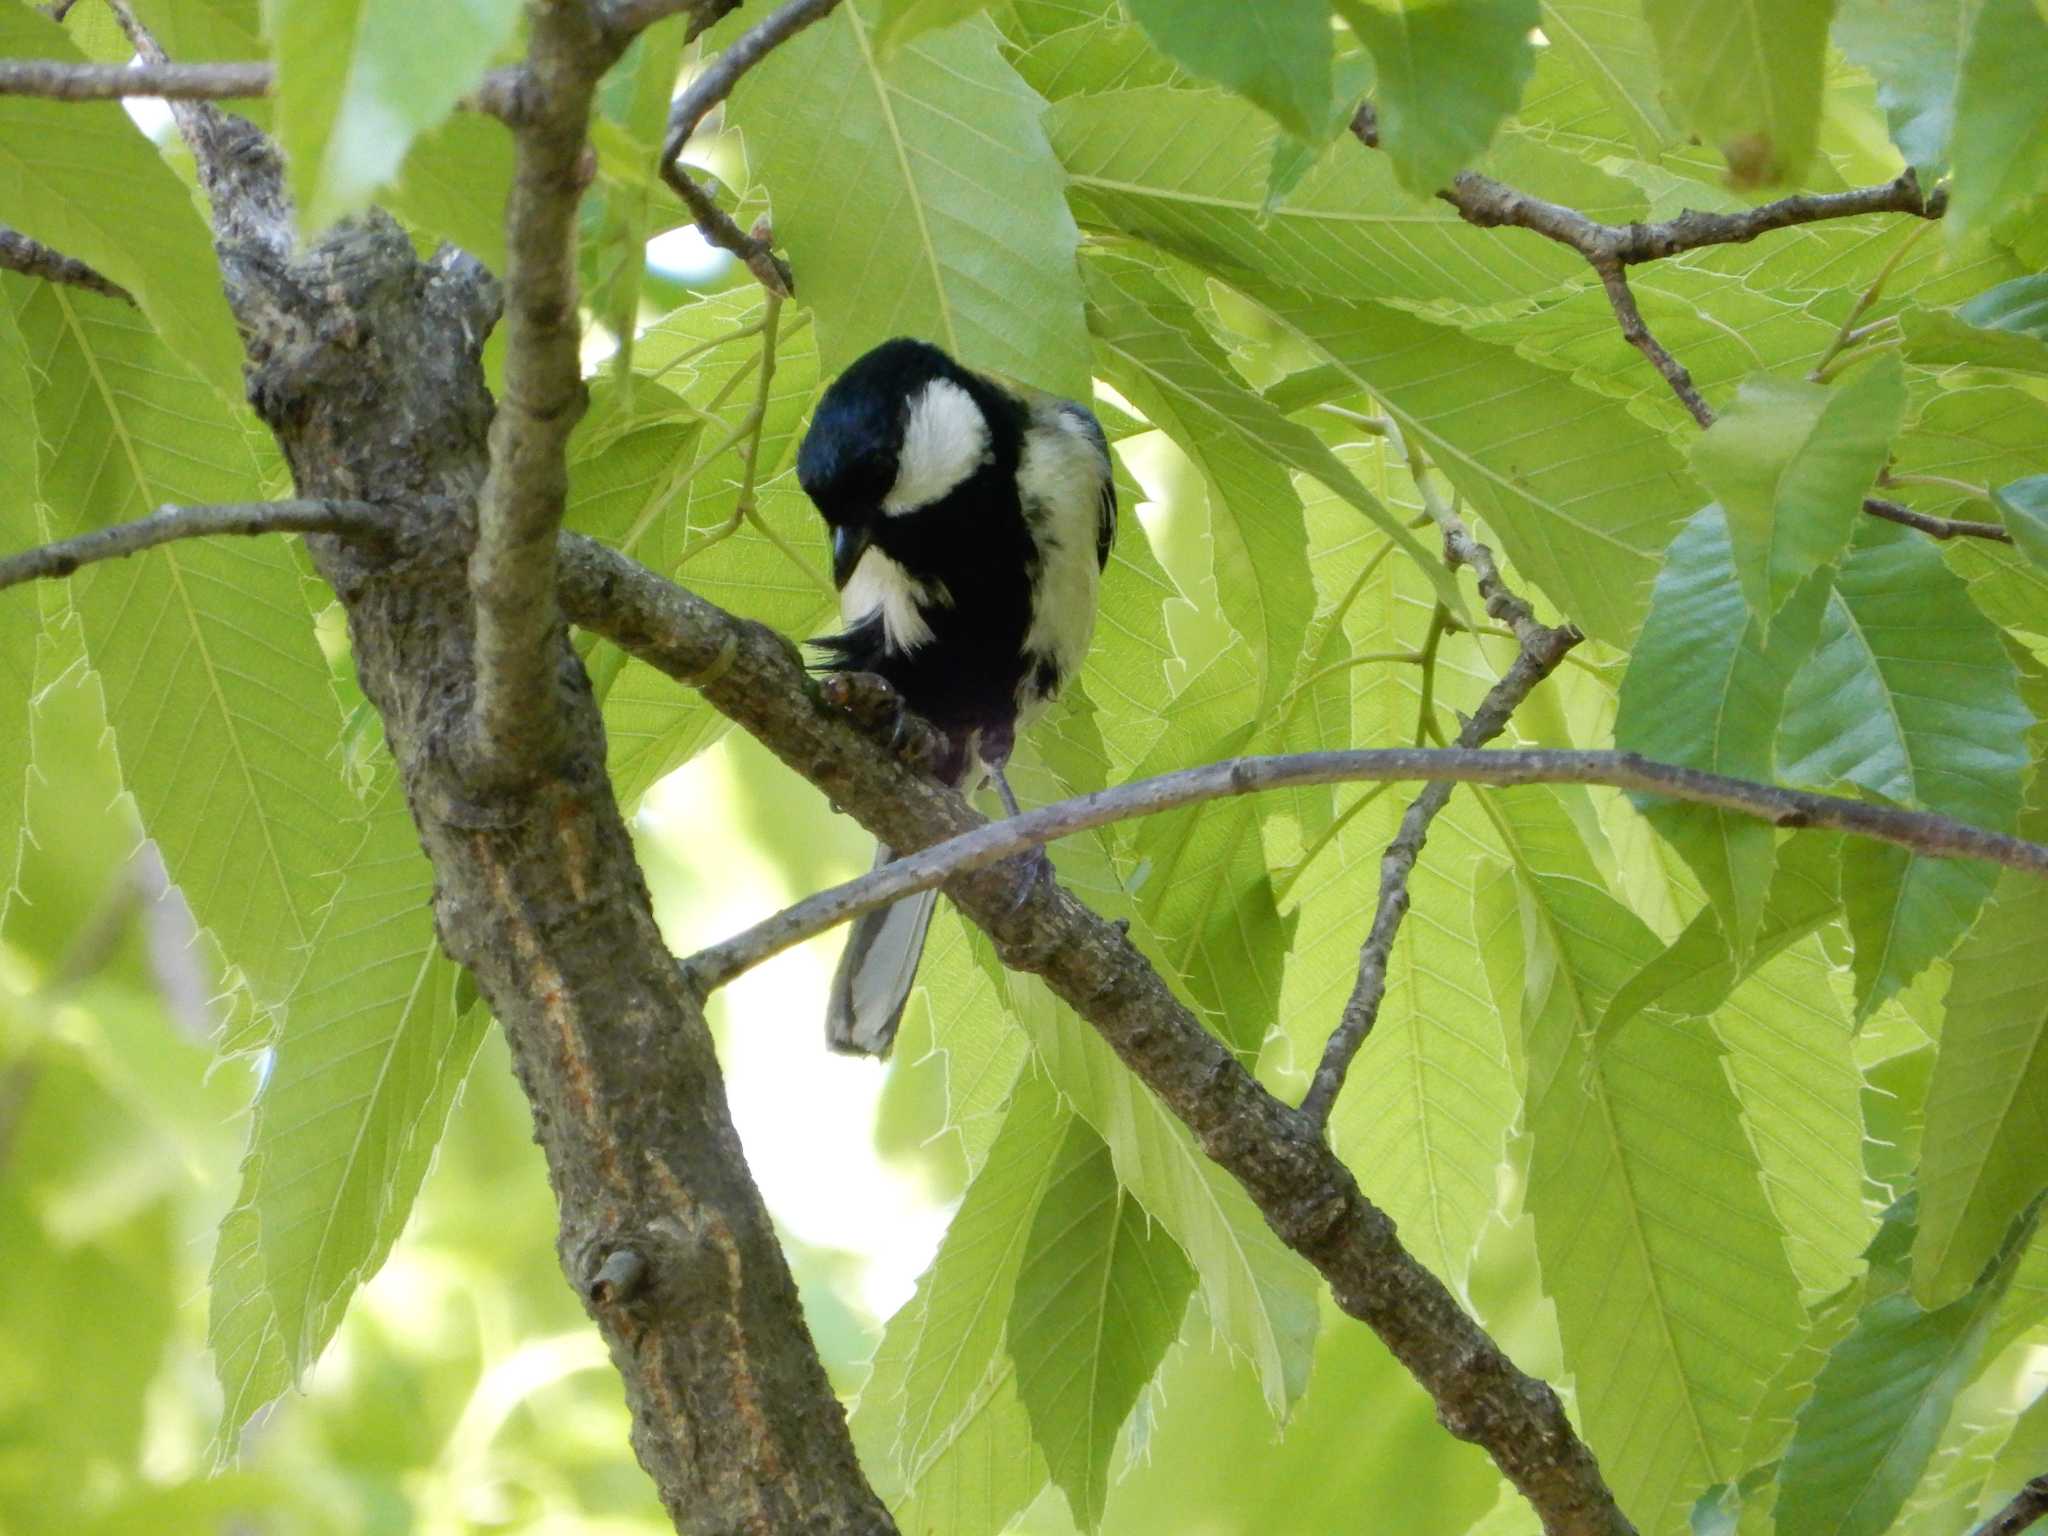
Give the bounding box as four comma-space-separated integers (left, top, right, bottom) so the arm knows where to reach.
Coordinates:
206, 120, 891, 1536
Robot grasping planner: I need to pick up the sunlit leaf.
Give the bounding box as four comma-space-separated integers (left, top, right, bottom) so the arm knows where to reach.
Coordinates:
1641, 0, 1832, 185
7, 279, 358, 1008
1008, 1117, 1195, 1530
0, 7, 245, 395
734, 4, 1092, 397
1048, 87, 1588, 309
1539, 0, 1678, 158
0, 297, 35, 919
1253, 284, 1698, 645
875, 0, 992, 54
209, 780, 487, 1449
1507, 862, 1807, 1535
1333, 0, 1538, 195
263, 0, 522, 232
1901, 274, 2048, 376
1912, 869, 2048, 1307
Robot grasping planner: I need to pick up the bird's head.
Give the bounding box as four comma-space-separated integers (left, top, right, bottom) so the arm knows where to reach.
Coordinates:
797, 337, 995, 585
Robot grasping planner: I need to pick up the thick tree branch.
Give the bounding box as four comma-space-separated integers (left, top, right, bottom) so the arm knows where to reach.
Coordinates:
558, 532, 1634, 1536
1973, 1476, 2048, 1536
0, 223, 130, 301
653, 0, 841, 293
0, 500, 390, 593
138, 19, 892, 1517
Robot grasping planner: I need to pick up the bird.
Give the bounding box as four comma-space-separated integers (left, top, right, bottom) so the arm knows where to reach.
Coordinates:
796, 337, 1117, 1057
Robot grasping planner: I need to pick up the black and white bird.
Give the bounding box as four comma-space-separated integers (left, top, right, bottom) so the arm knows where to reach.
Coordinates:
797, 337, 1117, 1056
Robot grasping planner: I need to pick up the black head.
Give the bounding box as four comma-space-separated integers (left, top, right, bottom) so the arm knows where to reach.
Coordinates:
798, 338, 998, 584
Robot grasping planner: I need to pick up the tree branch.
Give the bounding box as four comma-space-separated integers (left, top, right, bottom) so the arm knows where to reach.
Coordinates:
0, 500, 391, 593
0, 56, 534, 123
466, 4, 624, 781
681, 711, 2048, 992
654, 0, 841, 293
0, 223, 130, 301
1973, 1477, 2048, 1536
556, 536, 1663, 1536
1864, 494, 2013, 544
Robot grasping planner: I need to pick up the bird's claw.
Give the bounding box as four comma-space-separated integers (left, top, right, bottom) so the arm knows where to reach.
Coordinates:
1003, 845, 1057, 916
821, 672, 945, 772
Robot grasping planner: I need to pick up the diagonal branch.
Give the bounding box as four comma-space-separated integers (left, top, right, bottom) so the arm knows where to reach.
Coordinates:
1299, 417, 1579, 1126
1973, 1476, 2048, 1536
0, 500, 391, 593
0, 223, 130, 301
552, 533, 1613, 1536
654, 0, 842, 293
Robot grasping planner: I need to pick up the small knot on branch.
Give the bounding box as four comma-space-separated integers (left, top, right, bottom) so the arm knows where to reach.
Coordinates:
588, 1247, 648, 1305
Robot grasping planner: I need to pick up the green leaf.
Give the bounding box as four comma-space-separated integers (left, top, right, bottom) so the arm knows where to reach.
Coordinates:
1122, 0, 1332, 139
1948, 0, 2048, 245
1691, 361, 1905, 633
1539, 0, 1678, 158
1008, 1118, 1195, 1531
1832, 0, 1967, 173
1009, 13, 1184, 99
1640, 0, 1832, 185
1901, 274, 2048, 376
734, 5, 1092, 397
1600, 831, 1841, 1043
1047, 87, 1588, 308
6, 279, 360, 1009
1995, 477, 2048, 572
1509, 866, 1807, 1535
1253, 284, 1698, 646
1333, 0, 1538, 195
263, 0, 523, 232
876, 0, 993, 53
852, 1064, 1061, 1535
1005, 972, 1321, 1421
1779, 520, 2031, 1016
1777, 1200, 2041, 1536
0, 297, 36, 921
208, 781, 487, 1450
1912, 869, 2048, 1307
1082, 254, 1456, 710
1616, 504, 1831, 956
1713, 936, 1873, 1303
0, 7, 244, 395
381, 113, 517, 279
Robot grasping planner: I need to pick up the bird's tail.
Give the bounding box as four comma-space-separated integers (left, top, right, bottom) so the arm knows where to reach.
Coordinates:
825, 843, 939, 1057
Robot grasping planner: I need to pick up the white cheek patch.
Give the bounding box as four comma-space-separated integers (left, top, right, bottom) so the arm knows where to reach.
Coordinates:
841, 546, 943, 651
883, 377, 990, 515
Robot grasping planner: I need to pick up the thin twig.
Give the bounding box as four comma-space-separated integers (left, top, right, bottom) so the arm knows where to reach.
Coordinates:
655, 0, 841, 293
0, 500, 392, 593
1972, 1477, 2048, 1536
1593, 257, 1714, 426
0, 224, 130, 302
605, 0, 740, 38
0, 48, 533, 122
1863, 495, 2012, 543
680, 733, 2048, 994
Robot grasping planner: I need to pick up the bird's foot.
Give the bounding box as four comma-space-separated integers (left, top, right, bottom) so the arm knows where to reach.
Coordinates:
820, 672, 946, 773
1002, 844, 1057, 915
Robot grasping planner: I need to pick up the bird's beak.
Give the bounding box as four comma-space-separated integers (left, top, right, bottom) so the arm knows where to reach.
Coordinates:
831, 523, 873, 588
